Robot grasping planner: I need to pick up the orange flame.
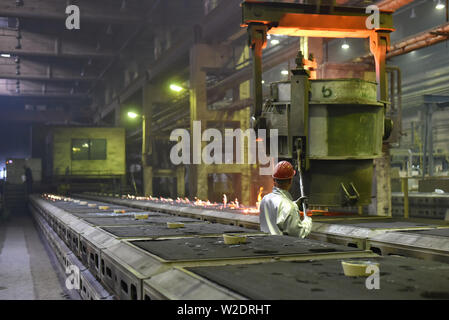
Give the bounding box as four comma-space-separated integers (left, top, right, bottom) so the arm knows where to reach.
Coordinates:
256, 187, 264, 210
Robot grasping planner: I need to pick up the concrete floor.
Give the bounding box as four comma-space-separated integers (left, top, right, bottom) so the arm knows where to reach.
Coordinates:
0, 210, 74, 300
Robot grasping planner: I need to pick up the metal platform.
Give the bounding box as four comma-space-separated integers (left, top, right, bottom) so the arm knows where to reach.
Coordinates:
367, 228, 449, 263
317, 218, 446, 230
31, 194, 449, 300
310, 217, 449, 250
101, 223, 263, 240
183, 256, 449, 299
51, 201, 141, 214
398, 228, 449, 237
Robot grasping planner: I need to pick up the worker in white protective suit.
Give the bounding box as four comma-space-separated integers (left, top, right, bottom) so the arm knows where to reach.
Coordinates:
259, 161, 312, 238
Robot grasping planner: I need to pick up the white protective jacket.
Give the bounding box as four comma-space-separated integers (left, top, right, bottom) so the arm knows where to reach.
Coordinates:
259, 187, 312, 238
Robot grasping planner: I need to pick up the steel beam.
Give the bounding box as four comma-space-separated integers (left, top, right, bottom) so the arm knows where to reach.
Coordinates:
0, 30, 114, 59
242, 1, 394, 38
0, 57, 99, 82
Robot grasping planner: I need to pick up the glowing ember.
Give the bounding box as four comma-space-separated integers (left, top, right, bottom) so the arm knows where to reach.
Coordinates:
42, 193, 359, 219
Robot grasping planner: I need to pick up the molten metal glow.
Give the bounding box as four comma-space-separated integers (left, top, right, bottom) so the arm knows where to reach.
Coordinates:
42, 191, 355, 219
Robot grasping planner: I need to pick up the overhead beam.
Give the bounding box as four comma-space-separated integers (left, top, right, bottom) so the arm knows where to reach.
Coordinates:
0, 74, 96, 82
242, 1, 394, 38
0, 30, 114, 59
0, 57, 98, 82
0, 79, 89, 98
0, 0, 143, 24
0, 92, 88, 99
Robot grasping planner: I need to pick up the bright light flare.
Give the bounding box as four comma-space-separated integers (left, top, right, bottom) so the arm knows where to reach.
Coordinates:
127, 111, 139, 119
169, 84, 184, 92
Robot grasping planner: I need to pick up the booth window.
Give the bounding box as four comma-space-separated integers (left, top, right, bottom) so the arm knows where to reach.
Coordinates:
72, 139, 107, 160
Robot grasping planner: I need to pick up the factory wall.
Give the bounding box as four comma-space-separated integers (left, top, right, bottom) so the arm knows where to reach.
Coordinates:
390, 41, 449, 161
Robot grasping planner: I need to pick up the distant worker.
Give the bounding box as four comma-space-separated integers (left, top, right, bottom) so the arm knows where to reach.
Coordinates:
259, 161, 312, 238
24, 166, 33, 194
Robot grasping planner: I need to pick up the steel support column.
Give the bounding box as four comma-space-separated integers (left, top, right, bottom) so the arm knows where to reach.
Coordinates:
142, 83, 155, 196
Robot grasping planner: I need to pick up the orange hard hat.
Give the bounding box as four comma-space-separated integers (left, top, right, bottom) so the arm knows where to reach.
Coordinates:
272, 161, 296, 180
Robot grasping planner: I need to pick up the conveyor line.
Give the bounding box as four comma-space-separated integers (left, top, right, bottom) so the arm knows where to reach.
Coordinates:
76, 193, 449, 262
31, 194, 449, 300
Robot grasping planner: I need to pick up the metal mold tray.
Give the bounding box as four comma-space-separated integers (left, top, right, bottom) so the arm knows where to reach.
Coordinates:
131, 235, 366, 262
83, 215, 202, 227
185, 256, 449, 300
100, 223, 262, 240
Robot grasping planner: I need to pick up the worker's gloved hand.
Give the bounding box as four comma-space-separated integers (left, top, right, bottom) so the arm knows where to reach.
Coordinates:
299, 216, 313, 238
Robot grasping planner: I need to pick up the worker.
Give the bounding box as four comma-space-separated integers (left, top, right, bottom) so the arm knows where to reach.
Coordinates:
259, 161, 312, 238
24, 166, 33, 195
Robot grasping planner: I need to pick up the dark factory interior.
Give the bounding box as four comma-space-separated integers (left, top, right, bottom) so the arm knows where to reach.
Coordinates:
0, 0, 449, 305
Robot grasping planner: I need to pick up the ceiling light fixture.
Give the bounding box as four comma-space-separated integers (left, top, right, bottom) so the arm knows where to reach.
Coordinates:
436, 0, 445, 10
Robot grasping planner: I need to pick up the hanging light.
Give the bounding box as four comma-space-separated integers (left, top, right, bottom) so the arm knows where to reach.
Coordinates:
436, 0, 445, 10
341, 39, 349, 50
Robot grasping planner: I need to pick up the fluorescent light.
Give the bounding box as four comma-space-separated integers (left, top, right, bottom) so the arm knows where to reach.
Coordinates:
1, 54, 11, 58
270, 39, 280, 45
281, 70, 289, 75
